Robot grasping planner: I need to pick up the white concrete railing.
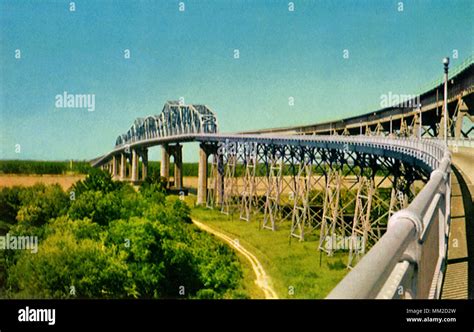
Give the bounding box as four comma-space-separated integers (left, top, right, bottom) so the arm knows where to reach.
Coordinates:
447, 137, 474, 149
209, 134, 446, 172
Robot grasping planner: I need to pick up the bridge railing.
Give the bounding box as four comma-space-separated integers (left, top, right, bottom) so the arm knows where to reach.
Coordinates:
299, 134, 446, 171
447, 137, 474, 149
326, 144, 451, 299
417, 54, 474, 95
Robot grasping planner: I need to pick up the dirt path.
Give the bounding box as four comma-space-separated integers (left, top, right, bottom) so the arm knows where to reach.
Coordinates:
192, 219, 278, 299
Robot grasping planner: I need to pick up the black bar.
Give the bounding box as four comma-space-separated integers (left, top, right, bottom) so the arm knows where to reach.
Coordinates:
0, 300, 473, 331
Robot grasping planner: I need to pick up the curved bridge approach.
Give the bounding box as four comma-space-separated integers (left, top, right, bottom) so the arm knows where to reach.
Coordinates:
91, 56, 474, 299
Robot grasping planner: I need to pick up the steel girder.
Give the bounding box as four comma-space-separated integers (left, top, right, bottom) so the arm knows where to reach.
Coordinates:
207, 139, 430, 256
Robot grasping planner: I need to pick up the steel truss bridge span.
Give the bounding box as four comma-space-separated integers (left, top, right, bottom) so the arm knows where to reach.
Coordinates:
114, 100, 218, 147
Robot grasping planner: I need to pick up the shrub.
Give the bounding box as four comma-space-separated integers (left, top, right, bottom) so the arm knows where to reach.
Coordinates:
68, 190, 123, 226
15, 184, 69, 230
2, 179, 244, 299
71, 168, 122, 196
0, 187, 23, 225
7, 219, 130, 298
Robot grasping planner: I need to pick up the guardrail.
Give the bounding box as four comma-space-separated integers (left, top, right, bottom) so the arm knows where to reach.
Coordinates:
447, 137, 474, 149
417, 54, 474, 95
93, 133, 447, 170
204, 134, 446, 172
326, 140, 451, 299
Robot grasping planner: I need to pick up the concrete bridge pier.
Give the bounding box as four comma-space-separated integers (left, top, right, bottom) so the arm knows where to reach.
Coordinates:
131, 149, 138, 182
169, 144, 183, 189
161, 145, 170, 187
174, 146, 183, 189
126, 154, 132, 180
112, 150, 146, 182
197, 145, 209, 205
160, 144, 183, 189
140, 148, 148, 180
111, 155, 117, 178
120, 153, 126, 180
197, 143, 220, 206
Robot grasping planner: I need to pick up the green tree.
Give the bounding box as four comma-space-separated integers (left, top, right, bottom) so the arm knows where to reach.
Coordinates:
2, 180, 245, 299
68, 190, 123, 226
0, 186, 23, 225
71, 168, 122, 196
12, 184, 69, 237
7, 218, 130, 299
106, 218, 172, 298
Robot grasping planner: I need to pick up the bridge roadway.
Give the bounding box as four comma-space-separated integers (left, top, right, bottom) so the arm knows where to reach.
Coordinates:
442, 147, 474, 299
94, 133, 444, 170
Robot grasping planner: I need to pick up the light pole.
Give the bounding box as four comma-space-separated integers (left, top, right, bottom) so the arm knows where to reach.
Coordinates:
443, 57, 449, 144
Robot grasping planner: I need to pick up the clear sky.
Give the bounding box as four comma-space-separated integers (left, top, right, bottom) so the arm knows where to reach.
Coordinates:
1, 0, 473, 161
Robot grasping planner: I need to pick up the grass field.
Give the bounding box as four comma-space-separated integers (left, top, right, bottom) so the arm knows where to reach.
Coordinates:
178, 195, 350, 299
0, 174, 85, 190
0, 160, 92, 174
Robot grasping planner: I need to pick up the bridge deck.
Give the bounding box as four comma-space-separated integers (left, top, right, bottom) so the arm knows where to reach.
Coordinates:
442, 148, 474, 299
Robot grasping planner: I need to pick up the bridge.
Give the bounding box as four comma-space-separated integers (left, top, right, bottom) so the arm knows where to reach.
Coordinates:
91, 56, 474, 299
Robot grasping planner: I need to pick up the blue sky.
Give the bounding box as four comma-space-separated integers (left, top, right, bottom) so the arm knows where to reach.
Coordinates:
1, 0, 473, 161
